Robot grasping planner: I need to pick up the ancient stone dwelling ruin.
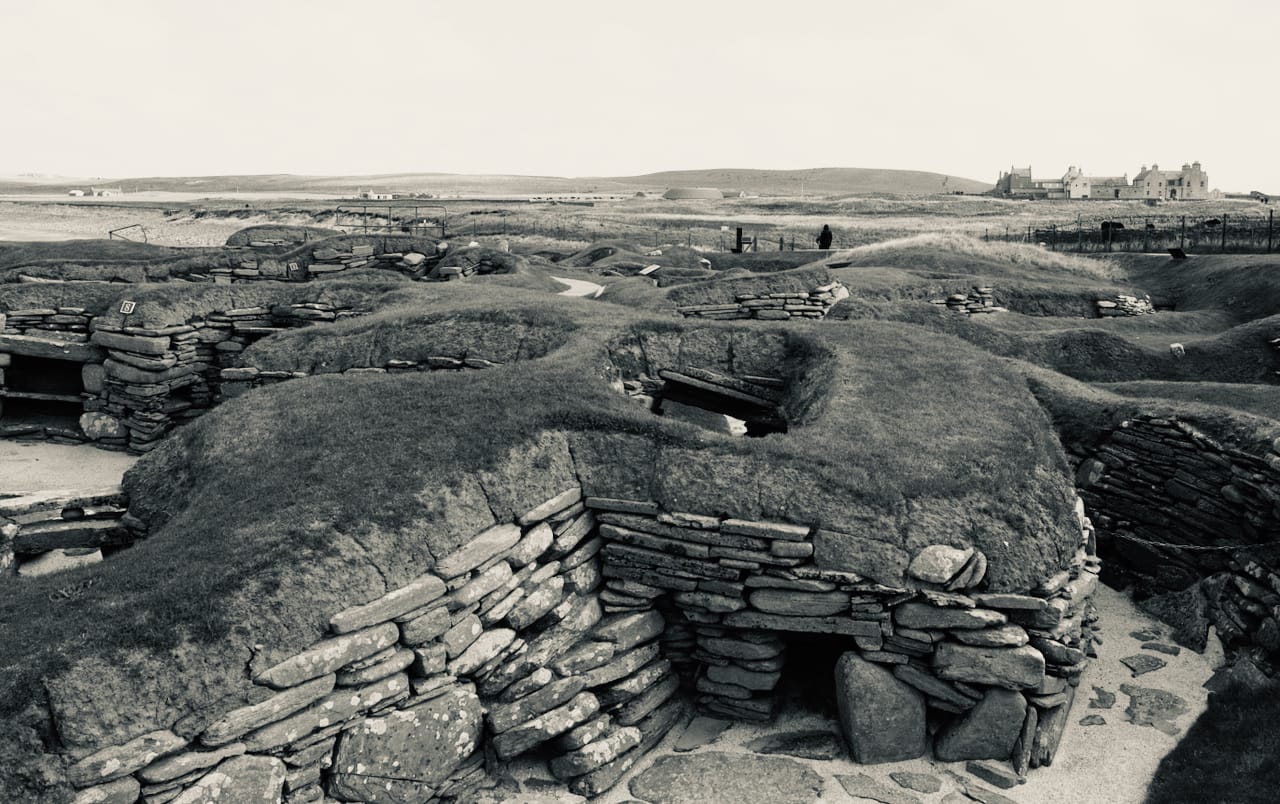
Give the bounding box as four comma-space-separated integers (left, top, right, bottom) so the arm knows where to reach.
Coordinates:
1, 235, 1279, 804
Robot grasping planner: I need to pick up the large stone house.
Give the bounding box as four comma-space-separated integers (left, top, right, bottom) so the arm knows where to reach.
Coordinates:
994, 162, 1211, 200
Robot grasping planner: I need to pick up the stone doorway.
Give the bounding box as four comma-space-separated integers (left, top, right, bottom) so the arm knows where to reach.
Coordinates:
0, 354, 86, 431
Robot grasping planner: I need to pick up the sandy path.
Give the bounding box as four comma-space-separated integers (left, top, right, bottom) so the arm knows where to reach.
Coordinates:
0, 441, 137, 495
553, 276, 605, 298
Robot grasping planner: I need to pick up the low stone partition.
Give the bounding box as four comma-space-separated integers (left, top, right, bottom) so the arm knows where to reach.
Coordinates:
1095, 293, 1154, 316
584, 494, 1100, 782
1, 487, 131, 579
929, 287, 1006, 315
59, 487, 689, 803
677, 280, 850, 321
1, 301, 364, 451
219, 354, 503, 398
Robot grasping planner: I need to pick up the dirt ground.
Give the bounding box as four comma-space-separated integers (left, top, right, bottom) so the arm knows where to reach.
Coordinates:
0, 440, 136, 495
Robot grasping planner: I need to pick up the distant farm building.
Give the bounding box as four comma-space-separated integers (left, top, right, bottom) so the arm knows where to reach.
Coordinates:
359, 191, 395, 201
662, 187, 723, 200
67, 189, 85, 197
90, 187, 123, 197
994, 162, 1213, 200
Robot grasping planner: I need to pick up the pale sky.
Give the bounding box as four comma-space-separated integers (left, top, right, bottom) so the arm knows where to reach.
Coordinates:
1, 0, 1276, 190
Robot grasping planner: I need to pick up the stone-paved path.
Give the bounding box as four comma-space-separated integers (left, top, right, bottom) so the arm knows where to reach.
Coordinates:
489, 584, 1220, 804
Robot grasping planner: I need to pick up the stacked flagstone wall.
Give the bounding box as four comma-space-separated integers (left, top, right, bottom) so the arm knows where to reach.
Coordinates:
59, 486, 690, 804
929, 287, 1006, 315
1069, 414, 1280, 674
587, 494, 1100, 784
54, 483, 1101, 803
676, 280, 850, 321
1095, 293, 1155, 317
0, 301, 369, 451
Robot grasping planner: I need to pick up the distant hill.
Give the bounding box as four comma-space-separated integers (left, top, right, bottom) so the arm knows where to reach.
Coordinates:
608, 167, 992, 196
0, 167, 992, 197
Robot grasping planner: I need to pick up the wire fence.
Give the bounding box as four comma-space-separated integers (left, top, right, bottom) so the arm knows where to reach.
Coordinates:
984, 209, 1278, 254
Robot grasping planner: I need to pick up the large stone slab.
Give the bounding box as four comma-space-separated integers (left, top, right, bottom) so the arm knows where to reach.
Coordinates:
329, 574, 447, 633
435, 523, 521, 579
748, 588, 849, 616
329, 685, 482, 801
170, 755, 286, 804
90, 330, 174, 355
834, 652, 927, 763
200, 675, 335, 746
254, 623, 399, 688
0, 333, 103, 362
934, 688, 1027, 762
68, 729, 186, 787
490, 692, 600, 760
242, 673, 410, 752
812, 530, 909, 586
934, 643, 1045, 689
894, 603, 1005, 630
725, 610, 881, 637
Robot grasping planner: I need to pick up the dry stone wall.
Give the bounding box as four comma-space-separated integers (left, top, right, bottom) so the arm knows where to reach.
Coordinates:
1071, 414, 1280, 674
46, 479, 1102, 802
0, 301, 368, 452
677, 280, 850, 321
587, 494, 1100, 776
59, 486, 689, 804
1095, 293, 1155, 316
928, 287, 1006, 315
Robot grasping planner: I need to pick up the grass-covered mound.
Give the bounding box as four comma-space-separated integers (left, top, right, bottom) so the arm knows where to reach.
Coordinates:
0, 305, 1083, 796
839, 233, 1123, 283
0, 239, 228, 284
224, 224, 340, 247
1100, 380, 1280, 421
1145, 681, 1280, 804
1121, 253, 1280, 325
239, 296, 582, 373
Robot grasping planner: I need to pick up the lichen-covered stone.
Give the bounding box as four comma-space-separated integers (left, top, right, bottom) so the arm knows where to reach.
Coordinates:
935, 688, 1027, 761
491, 692, 600, 760
200, 675, 334, 746
139, 742, 247, 784
908, 544, 975, 583
329, 685, 482, 802
68, 729, 186, 788
242, 673, 410, 752
328, 574, 446, 633
254, 623, 399, 689
894, 603, 1006, 630
834, 652, 926, 763
934, 643, 1045, 689
170, 755, 286, 804
70, 777, 140, 804
435, 523, 521, 579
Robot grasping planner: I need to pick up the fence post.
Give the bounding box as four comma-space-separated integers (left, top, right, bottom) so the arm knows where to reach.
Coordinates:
1077, 216, 1082, 252
1269, 209, 1274, 253
1180, 216, 1186, 250
1221, 214, 1227, 253
778, 236, 784, 251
